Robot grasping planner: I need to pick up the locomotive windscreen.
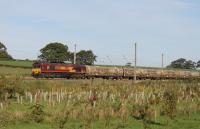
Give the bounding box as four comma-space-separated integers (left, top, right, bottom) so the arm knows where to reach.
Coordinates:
33, 63, 40, 68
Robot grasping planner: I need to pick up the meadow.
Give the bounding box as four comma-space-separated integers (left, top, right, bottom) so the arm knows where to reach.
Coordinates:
0, 71, 200, 129
0, 66, 31, 76
0, 60, 32, 77
0, 60, 33, 68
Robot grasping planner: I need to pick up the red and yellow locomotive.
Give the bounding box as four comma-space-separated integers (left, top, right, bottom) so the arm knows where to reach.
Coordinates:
32, 62, 86, 78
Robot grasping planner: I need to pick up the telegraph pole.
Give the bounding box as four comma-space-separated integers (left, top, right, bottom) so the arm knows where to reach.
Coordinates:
74, 44, 76, 64
134, 42, 137, 82
161, 53, 164, 79
162, 53, 164, 68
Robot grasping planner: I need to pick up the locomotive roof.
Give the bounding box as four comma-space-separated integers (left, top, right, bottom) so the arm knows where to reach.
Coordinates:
33, 62, 85, 67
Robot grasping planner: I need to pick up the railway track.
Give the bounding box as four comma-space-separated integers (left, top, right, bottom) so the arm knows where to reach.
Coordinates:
22, 77, 166, 82
23, 77, 73, 80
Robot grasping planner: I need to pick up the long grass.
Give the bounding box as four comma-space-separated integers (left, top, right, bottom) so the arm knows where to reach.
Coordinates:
1, 76, 200, 129
0, 66, 31, 76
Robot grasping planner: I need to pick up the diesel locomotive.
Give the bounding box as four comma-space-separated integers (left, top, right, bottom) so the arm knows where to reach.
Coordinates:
32, 62, 200, 79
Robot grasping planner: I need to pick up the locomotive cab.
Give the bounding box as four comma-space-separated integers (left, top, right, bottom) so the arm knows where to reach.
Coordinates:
32, 63, 41, 77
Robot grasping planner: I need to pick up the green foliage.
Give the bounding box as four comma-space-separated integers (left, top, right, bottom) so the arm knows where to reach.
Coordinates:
162, 91, 177, 120
127, 103, 153, 129
125, 62, 132, 67
196, 60, 200, 68
39, 42, 70, 62
185, 60, 196, 69
104, 108, 112, 128
167, 58, 196, 69
71, 50, 97, 65
112, 97, 121, 112
30, 104, 45, 123
0, 51, 13, 60
0, 42, 13, 60
0, 75, 24, 101
0, 111, 13, 128
1, 76, 200, 129
0, 42, 7, 51
53, 110, 70, 129
139, 105, 152, 129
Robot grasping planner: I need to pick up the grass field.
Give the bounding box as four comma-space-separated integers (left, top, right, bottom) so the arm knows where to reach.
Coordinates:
0, 60, 33, 68
0, 71, 200, 129
0, 65, 200, 129
0, 60, 32, 76
4, 115, 200, 129
0, 66, 31, 76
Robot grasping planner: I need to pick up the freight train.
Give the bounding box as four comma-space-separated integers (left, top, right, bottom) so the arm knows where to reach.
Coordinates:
32, 62, 200, 79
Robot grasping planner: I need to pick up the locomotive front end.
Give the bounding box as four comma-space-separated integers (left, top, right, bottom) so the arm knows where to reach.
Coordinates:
32, 63, 41, 77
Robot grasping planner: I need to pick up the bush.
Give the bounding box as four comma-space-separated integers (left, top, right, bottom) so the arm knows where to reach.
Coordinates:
162, 91, 177, 120
0, 111, 14, 128
53, 110, 70, 129
0, 75, 24, 101
111, 97, 121, 112
30, 103, 45, 123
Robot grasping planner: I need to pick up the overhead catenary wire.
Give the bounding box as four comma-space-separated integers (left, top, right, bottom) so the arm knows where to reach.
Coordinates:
122, 55, 129, 63
106, 56, 113, 65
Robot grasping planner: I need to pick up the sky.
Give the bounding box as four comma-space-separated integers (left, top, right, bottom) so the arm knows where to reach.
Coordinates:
0, 0, 200, 67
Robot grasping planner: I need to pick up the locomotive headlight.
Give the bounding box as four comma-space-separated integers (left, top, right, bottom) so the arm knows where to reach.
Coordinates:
32, 68, 41, 74
67, 67, 76, 73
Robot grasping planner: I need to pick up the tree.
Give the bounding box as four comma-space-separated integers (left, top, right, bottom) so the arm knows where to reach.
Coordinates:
167, 58, 186, 69
196, 60, 200, 68
0, 42, 6, 51
38, 42, 70, 62
71, 50, 97, 65
0, 42, 12, 60
184, 60, 196, 69
167, 58, 196, 69
125, 62, 132, 67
